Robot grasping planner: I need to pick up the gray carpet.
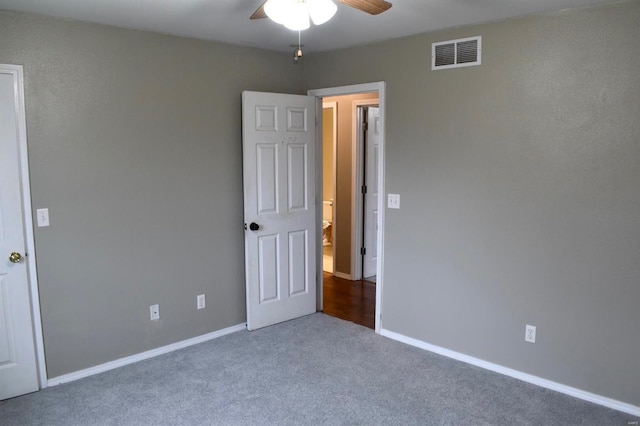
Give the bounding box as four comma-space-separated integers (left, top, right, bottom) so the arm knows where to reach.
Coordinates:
1, 313, 637, 425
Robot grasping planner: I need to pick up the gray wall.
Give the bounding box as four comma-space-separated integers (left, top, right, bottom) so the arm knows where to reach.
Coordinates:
306, 0, 640, 406
0, 10, 303, 378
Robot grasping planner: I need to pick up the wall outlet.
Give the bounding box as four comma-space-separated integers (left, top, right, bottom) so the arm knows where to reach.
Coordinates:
150, 304, 160, 321
525, 324, 536, 343
197, 294, 205, 310
388, 193, 400, 209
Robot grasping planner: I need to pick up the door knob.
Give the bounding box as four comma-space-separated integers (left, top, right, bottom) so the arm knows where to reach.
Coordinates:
9, 252, 23, 264
249, 222, 260, 231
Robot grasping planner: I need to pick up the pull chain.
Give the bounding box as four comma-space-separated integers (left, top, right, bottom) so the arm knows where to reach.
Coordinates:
294, 30, 304, 62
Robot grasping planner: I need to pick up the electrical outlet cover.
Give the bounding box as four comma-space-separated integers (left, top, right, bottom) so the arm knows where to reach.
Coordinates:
525, 324, 536, 343
388, 194, 400, 209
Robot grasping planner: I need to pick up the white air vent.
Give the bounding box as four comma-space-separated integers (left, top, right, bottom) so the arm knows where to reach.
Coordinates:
432, 36, 482, 70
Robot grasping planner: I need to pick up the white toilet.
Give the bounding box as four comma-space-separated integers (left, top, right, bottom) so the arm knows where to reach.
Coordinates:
322, 200, 333, 245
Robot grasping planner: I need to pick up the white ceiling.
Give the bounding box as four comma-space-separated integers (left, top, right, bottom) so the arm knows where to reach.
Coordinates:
0, 0, 618, 52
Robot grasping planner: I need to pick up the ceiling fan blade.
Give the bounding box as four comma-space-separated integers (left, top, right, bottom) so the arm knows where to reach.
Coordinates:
338, 0, 392, 15
250, 1, 268, 20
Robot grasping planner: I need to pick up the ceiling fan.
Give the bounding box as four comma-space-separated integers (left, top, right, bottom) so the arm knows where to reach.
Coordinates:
250, 0, 393, 21
253, 0, 391, 61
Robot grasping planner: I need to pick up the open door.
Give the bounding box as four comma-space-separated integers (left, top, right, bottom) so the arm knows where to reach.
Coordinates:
242, 91, 316, 331
362, 106, 380, 279
0, 65, 39, 399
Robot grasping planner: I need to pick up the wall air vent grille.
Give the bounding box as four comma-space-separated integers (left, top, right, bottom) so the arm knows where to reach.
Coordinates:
432, 36, 482, 70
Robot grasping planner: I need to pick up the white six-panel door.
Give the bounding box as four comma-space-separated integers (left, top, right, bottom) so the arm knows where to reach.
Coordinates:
363, 107, 380, 279
0, 66, 39, 400
242, 91, 316, 331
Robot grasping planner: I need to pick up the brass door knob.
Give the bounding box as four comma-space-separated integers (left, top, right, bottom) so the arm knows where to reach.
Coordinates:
9, 252, 23, 264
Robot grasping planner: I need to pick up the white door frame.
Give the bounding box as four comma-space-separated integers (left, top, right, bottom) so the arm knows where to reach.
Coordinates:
1, 64, 48, 389
351, 99, 379, 281
308, 82, 386, 333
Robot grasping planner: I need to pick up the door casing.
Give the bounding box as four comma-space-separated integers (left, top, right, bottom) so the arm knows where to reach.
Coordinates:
308, 82, 386, 333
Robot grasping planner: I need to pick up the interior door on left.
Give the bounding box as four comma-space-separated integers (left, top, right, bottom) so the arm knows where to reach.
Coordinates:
0, 65, 39, 400
242, 91, 317, 331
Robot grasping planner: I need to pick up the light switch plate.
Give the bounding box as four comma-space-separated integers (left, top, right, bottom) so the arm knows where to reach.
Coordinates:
36, 208, 50, 227
388, 194, 400, 209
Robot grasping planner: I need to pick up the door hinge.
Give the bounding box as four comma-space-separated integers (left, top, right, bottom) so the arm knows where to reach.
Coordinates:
360, 247, 366, 256
363, 122, 369, 132
361, 185, 367, 194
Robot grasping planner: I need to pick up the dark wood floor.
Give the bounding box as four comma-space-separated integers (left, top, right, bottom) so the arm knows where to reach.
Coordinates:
322, 272, 376, 329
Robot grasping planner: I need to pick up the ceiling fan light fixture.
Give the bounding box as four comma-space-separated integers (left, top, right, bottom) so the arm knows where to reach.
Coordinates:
264, 0, 336, 31
264, 0, 289, 25
307, 0, 337, 25
283, 2, 311, 31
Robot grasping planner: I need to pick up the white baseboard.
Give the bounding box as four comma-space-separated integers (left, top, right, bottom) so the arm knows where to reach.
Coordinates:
380, 328, 640, 417
48, 323, 246, 387
333, 271, 352, 280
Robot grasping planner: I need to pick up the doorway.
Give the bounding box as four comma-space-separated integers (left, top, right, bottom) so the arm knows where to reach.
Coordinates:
309, 82, 386, 333
321, 93, 378, 281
